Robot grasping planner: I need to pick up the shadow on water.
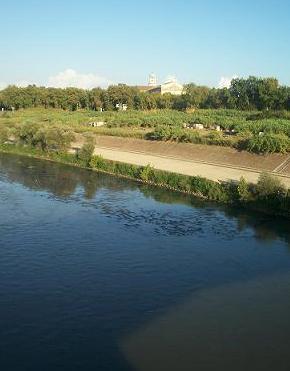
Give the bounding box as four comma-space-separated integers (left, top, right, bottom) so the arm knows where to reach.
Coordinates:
1, 153, 290, 371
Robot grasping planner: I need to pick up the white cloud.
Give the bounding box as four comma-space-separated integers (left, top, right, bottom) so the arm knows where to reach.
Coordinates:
0, 70, 113, 90
218, 75, 238, 89
47, 69, 112, 89
15, 80, 33, 87
0, 80, 33, 90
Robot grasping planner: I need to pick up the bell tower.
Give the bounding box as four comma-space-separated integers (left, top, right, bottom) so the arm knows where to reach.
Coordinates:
148, 73, 157, 87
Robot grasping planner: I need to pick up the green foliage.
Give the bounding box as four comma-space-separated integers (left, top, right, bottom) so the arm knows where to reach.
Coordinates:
203, 131, 232, 146
2, 106, 290, 154
246, 110, 290, 121
149, 125, 183, 141
1, 76, 290, 113
17, 122, 40, 145
115, 162, 140, 178
237, 177, 251, 201
245, 133, 290, 153
139, 164, 154, 181
190, 177, 229, 201
34, 127, 75, 152
78, 142, 95, 166
89, 155, 106, 170
0, 126, 9, 143
13, 121, 75, 152
149, 125, 235, 147
256, 172, 286, 198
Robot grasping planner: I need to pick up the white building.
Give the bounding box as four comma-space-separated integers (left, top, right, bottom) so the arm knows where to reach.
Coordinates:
137, 74, 184, 96
160, 76, 184, 96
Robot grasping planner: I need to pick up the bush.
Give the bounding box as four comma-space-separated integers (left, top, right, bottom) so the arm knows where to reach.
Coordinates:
181, 130, 202, 144
139, 164, 154, 181
34, 127, 75, 152
0, 126, 9, 143
246, 110, 290, 121
17, 122, 39, 145
190, 176, 228, 201
245, 133, 290, 153
78, 142, 95, 166
115, 162, 140, 178
256, 172, 286, 198
89, 155, 106, 170
149, 125, 178, 141
237, 176, 251, 201
203, 131, 232, 146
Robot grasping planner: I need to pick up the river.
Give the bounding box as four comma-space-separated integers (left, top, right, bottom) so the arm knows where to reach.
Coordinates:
0, 153, 290, 371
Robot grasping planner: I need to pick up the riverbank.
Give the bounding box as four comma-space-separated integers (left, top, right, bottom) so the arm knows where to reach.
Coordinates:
0, 143, 289, 219
89, 135, 290, 175
90, 145, 290, 188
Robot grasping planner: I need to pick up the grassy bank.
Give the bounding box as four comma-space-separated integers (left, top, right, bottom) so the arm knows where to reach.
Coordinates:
0, 142, 290, 219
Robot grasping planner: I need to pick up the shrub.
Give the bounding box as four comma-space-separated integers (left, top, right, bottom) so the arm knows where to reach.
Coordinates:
182, 130, 202, 144
115, 162, 140, 178
17, 122, 39, 145
246, 110, 290, 121
149, 125, 175, 141
78, 142, 95, 166
89, 155, 106, 170
0, 126, 9, 143
237, 176, 251, 201
34, 127, 75, 152
256, 172, 286, 198
150, 169, 170, 185
189, 176, 228, 201
203, 131, 232, 146
245, 133, 290, 153
139, 164, 154, 181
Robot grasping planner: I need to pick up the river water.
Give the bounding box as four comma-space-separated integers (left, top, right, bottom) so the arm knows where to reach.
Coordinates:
0, 153, 290, 371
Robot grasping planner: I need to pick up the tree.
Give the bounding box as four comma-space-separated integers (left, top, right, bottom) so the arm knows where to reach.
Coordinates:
0, 76, 289, 112
156, 93, 174, 109
183, 84, 210, 108
229, 78, 250, 110
88, 88, 104, 110
107, 84, 139, 109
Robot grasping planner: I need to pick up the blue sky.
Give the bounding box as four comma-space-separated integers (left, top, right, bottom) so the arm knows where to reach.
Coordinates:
1, 0, 290, 89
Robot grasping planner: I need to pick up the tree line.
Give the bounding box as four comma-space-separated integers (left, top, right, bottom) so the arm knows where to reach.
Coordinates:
0, 76, 290, 111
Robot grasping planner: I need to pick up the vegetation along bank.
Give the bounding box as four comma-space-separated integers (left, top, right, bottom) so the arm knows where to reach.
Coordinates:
0, 130, 289, 219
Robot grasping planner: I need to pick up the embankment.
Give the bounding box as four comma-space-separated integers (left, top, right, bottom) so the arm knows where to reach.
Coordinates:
0, 143, 290, 218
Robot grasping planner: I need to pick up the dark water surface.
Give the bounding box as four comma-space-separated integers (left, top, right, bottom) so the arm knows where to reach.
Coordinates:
1, 153, 290, 371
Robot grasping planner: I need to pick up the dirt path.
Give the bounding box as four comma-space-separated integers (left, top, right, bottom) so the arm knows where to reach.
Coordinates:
72, 134, 290, 187
93, 146, 290, 188
92, 136, 290, 173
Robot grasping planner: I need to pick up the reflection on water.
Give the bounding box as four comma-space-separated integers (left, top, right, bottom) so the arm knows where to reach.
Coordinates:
0, 153, 289, 244
0, 153, 290, 371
